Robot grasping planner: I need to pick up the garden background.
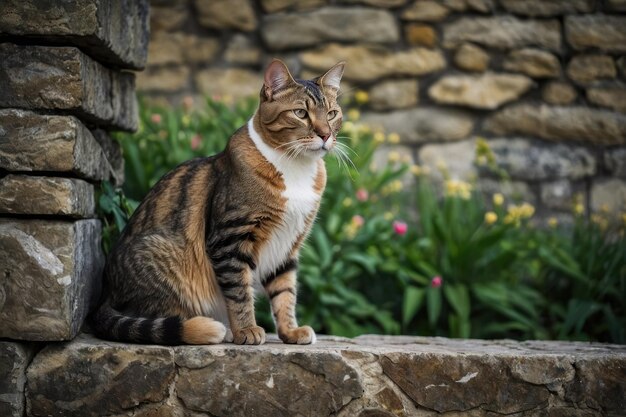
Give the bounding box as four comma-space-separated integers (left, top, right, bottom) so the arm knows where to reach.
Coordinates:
105, 0, 626, 344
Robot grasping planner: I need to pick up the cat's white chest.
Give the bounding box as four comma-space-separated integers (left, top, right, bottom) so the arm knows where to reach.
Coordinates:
248, 120, 320, 281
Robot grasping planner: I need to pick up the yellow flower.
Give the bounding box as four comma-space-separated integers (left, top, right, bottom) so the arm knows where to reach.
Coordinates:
373, 131, 385, 144
342, 197, 353, 207
484, 211, 498, 225
548, 217, 558, 228
388, 151, 400, 163
445, 180, 472, 200
182, 115, 191, 127
383, 212, 394, 221
519, 202, 535, 218
574, 203, 585, 215
390, 180, 403, 192
600, 204, 610, 214
591, 214, 608, 231
355, 90, 369, 104
410, 165, 423, 176
347, 109, 360, 121
493, 193, 504, 206
387, 133, 401, 144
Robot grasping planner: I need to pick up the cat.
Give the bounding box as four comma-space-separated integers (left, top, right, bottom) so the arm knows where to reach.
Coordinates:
91, 60, 345, 345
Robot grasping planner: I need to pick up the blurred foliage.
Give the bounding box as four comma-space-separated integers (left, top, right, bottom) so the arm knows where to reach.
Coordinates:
100, 96, 626, 344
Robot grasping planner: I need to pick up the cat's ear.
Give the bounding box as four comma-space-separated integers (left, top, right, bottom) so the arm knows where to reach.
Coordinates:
319, 61, 345, 90
264, 59, 296, 100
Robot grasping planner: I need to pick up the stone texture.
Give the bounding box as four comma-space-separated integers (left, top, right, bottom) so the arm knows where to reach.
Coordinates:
503, 48, 561, 78
150, 5, 188, 32
301, 44, 445, 82
0, 219, 103, 341
484, 104, 626, 146
443, 17, 561, 51
604, 148, 626, 178
587, 83, 626, 113
429, 73, 534, 109
418, 139, 477, 182
7, 334, 625, 416
607, 0, 626, 11
0, 110, 117, 182
262, 7, 399, 51
224, 34, 262, 65
362, 108, 474, 144
618, 56, 626, 78
261, 0, 328, 13
401, 1, 450, 21
0, 342, 34, 417
195, 68, 263, 100
566, 15, 626, 53
567, 55, 616, 85
27, 337, 175, 417
477, 178, 536, 205
542, 81, 577, 105
500, 0, 593, 16
368, 79, 418, 111
91, 130, 125, 186
0, 44, 137, 131
176, 347, 363, 416
136, 67, 190, 93
454, 43, 489, 72
591, 178, 626, 213
541, 180, 573, 210
0, 0, 149, 69
147, 32, 219, 66
482, 138, 596, 181
404, 24, 437, 47
0, 175, 95, 218
194, 0, 257, 31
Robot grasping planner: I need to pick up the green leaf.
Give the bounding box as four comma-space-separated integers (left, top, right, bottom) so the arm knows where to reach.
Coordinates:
427, 286, 442, 328
403, 286, 425, 326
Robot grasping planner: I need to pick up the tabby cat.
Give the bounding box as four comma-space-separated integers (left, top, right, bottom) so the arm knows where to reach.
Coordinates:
92, 60, 345, 345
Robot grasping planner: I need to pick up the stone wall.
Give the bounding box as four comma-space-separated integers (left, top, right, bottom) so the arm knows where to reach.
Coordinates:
141, 0, 626, 221
1, 333, 625, 416
0, 0, 148, 348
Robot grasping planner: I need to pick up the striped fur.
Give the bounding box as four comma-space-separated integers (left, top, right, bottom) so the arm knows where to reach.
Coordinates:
91, 60, 344, 345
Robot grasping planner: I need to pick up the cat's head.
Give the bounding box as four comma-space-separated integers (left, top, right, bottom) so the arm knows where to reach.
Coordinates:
257, 59, 345, 159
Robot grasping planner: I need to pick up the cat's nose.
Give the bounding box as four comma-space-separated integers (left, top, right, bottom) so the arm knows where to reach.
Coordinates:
318, 132, 331, 142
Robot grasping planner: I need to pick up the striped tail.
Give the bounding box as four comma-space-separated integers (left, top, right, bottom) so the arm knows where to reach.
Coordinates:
91, 302, 226, 345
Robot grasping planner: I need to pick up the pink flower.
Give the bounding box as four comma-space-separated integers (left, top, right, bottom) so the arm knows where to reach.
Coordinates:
393, 220, 407, 235
431, 276, 443, 288
356, 188, 369, 202
150, 113, 162, 124
191, 134, 202, 150
352, 215, 365, 227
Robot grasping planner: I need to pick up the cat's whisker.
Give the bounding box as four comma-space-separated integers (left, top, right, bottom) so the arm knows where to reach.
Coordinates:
335, 141, 358, 157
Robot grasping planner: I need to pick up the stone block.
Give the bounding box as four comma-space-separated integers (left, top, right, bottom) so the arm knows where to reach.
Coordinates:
339, 0, 406, 6
27, 337, 175, 417
591, 178, 626, 213
0, 175, 95, 218
542, 81, 577, 105
499, 0, 593, 16
150, 4, 188, 32
136, 67, 190, 93
224, 34, 262, 65
0, 342, 35, 417
482, 138, 596, 181
418, 139, 477, 182
368, 79, 418, 111
428, 72, 534, 109
362, 108, 473, 144
607, 0, 626, 11
0, 219, 103, 341
301, 44, 445, 82
404, 24, 437, 47
566, 15, 626, 53
586, 83, 626, 113
0, 109, 119, 182
194, 0, 257, 31
401, 1, 449, 21
443, 17, 561, 51
604, 147, 626, 178
541, 180, 573, 211
0, 44, 137, 131
567, 54, 616, 85
503, 48, 561, 78
484, 104, 626, 146
261, 0, 328, 13
0, 0, 149, 69
195, 68, 263, 101
147, 32, 219, 66
477, 178, 536, 205
454, 43, 489, 72
91, 130, 124, 186
262, 7, 399, 51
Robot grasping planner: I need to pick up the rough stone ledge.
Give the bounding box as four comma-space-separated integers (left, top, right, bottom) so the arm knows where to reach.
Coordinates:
0, 0, 149, 69
14, 333, 626, 417
0, 43, 138, 131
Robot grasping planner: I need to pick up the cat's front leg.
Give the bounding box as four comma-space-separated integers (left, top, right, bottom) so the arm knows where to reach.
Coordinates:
264, 259, 316, 344
214, 259, 265, 345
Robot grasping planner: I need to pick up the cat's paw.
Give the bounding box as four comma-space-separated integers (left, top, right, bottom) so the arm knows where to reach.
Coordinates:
233, 326, 266, 345
280, 325, 316, 345
223, 328, 234, 343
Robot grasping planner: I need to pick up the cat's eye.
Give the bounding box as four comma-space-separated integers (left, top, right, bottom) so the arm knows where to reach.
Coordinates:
327, 110, 338, 120
293, 109, 308, 118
